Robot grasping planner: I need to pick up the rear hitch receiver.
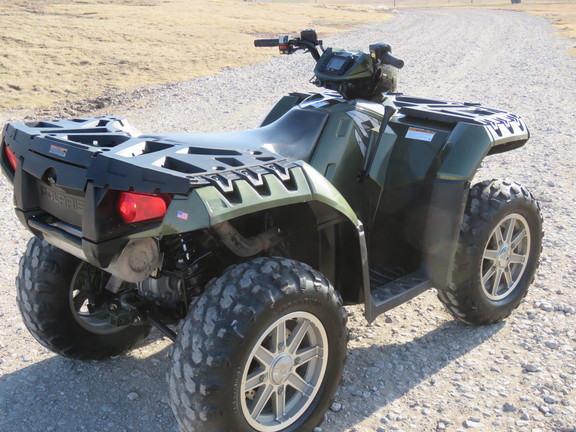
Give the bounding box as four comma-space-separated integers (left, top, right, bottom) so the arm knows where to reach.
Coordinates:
107, 291, 177, 341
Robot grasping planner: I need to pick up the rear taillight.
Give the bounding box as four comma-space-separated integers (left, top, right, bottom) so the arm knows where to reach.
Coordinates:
118, 192, 171, 224
4, 145, 18, 171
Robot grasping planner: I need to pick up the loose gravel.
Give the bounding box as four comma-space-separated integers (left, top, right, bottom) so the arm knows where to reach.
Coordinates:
1, 8, 575, 432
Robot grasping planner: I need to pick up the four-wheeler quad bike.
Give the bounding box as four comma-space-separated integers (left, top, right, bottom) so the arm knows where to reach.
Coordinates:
1, 30, 542, 432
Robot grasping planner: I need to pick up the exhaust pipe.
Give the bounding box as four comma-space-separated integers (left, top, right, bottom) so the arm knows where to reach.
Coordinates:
212, 221, 281, 257
105, 238, 162, 284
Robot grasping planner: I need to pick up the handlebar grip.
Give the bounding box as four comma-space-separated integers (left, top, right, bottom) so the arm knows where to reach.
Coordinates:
381, 52, 404, 69
254, 39, 280, 48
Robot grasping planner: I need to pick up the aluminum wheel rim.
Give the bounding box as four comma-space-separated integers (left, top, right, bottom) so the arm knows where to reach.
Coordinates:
481, 213, 531, 301
240, 311, 329, 431
70, 262, 124, 334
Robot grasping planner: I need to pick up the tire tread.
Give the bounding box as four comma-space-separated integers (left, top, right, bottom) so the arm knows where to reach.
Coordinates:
437, 179, 543, 325
168, 257, 347, 432
16, 237, 149, 360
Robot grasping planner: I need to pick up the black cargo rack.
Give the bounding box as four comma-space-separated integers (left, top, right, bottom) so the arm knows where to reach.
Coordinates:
394, 95, 529, 152
394, 95, 525, 128
3, 116, 297, 195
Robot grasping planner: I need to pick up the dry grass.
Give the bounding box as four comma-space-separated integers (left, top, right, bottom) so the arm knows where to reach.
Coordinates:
1, 0, 574, 111
0, 0, 390, 110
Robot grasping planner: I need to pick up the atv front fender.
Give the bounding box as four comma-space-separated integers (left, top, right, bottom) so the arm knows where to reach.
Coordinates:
438, 118, 529, 181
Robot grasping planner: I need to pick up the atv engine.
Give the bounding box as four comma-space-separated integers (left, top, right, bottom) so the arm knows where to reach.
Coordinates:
137, 276, 185, 310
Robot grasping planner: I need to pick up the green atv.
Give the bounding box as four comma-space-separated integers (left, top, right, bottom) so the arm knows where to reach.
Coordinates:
1, 30, 542, 431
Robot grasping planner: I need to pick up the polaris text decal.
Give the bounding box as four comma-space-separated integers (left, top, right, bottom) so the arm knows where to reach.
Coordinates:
40, 185, 84, 212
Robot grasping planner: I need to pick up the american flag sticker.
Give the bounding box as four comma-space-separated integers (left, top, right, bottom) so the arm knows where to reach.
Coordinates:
177, 210, 189, 221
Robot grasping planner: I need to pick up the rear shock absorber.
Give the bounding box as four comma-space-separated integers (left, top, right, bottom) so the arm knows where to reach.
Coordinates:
161, 232, 214, 300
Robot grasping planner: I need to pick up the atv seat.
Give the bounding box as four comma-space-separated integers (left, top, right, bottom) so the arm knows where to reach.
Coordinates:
143, 107, 329, 163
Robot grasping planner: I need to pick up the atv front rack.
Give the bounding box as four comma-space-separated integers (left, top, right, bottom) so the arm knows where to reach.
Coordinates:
394, 95, 529, 153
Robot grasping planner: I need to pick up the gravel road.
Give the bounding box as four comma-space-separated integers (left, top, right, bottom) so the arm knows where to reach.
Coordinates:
1, 7, 575, 432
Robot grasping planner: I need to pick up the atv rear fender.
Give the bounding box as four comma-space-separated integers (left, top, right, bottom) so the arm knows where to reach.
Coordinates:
161, 163, 356, 230
160, 162, 369, 305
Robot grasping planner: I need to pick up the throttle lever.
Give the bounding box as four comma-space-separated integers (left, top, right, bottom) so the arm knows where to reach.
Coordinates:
370, 43, 404, 69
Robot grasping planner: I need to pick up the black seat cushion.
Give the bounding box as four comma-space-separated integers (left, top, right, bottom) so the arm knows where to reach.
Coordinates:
143, 107, 329, 163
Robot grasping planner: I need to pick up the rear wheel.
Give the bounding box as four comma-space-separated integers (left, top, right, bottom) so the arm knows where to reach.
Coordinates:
168, 257, 347, 432
16, 237, 150, 360
438, 180, 543, 325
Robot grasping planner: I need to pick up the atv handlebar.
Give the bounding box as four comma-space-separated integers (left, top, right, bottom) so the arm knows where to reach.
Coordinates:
255, 32, 404, 70
254, 39, 281, 48
254, 30, 323, 61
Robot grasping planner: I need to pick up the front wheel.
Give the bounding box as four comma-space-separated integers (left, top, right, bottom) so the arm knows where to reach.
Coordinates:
168, 257, 347, 432
16, 237, 150, 360
438, 180, 543, 325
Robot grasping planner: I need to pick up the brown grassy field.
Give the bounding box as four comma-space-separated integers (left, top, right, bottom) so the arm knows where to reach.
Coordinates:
0, 0, 391, 110
0, 0, 573, 110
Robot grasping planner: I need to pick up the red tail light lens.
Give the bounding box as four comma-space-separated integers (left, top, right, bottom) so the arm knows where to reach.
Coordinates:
4, 145, 18, 171
118, 192, 171, 224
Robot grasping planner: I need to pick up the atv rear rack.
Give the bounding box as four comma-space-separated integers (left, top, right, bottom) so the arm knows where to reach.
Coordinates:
2, 116, 297, 195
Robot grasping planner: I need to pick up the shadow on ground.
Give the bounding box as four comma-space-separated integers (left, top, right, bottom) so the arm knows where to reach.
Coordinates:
0, 331, 177, 432
0, 319, 504, 432
327, 319, 505, 430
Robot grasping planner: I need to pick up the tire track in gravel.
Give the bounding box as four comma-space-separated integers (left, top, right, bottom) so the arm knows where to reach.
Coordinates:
0, 8, 575, 432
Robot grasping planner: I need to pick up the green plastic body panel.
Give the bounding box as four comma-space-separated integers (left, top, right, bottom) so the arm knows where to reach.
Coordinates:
438, 122, 492, 180
314, 48, 373, 81
157, 162, 360, 234
260, 93, 312, 127
281, 94, 528, 319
